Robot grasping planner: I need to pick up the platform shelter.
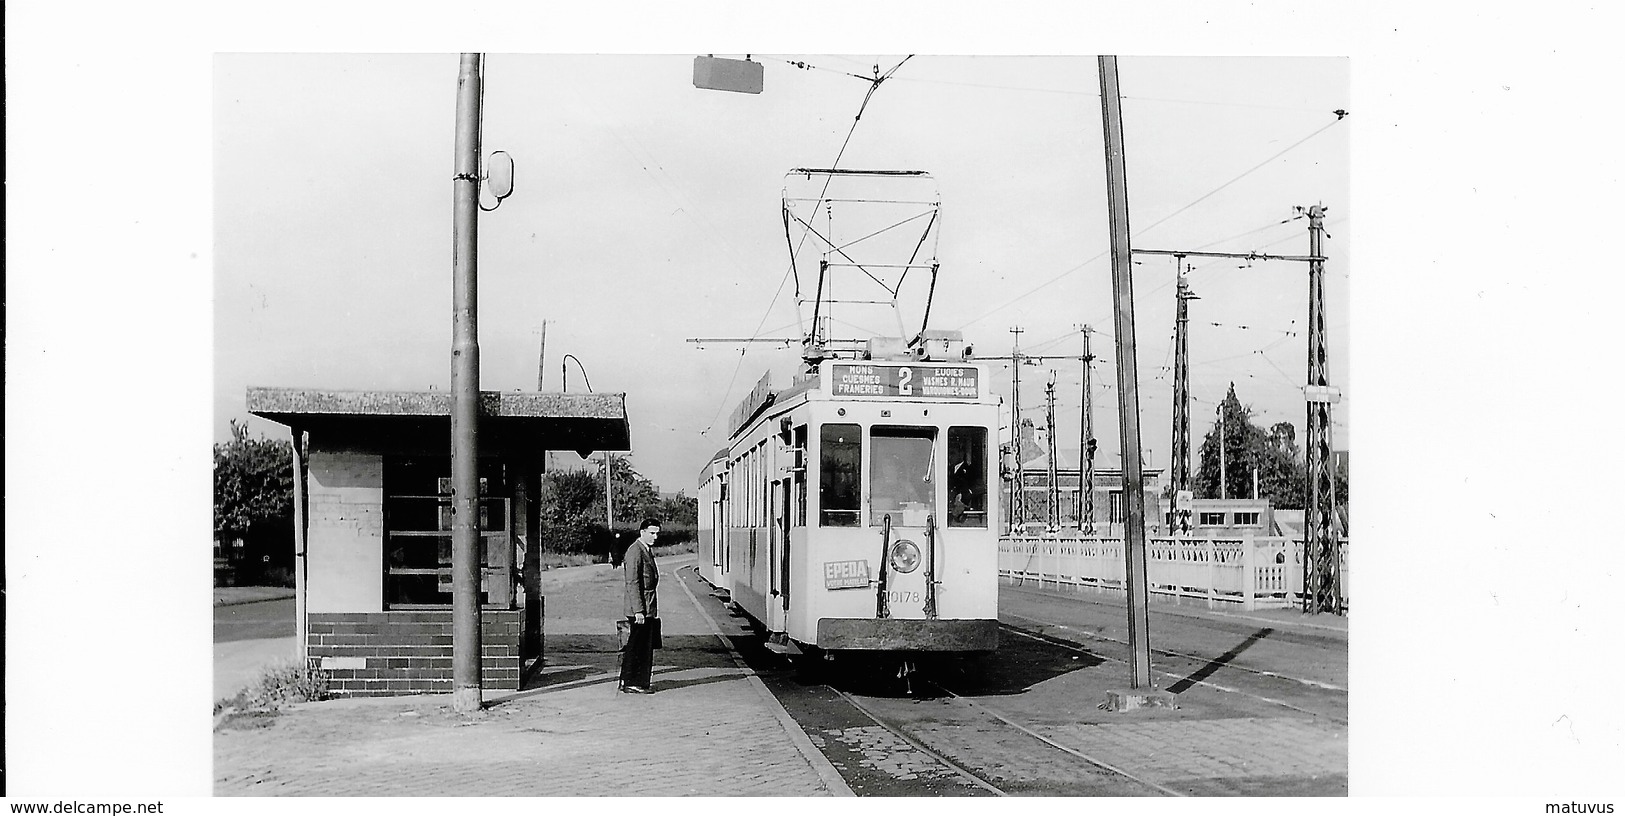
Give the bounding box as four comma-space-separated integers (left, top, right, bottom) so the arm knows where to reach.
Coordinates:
247, 386, 629, 696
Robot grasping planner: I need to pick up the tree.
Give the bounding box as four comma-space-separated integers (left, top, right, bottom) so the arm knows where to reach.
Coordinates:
608, 455, 660, 526
1257, 421, 1306, 509
1196, 383, 1306, 508
214, 420, 294, 584
658, 492, 699, 528
1014, 418, 1043, 465
542, 468, 600, 522
538, 455, 675, 556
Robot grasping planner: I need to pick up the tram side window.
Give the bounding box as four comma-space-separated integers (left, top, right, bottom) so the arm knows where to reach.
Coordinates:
820, 424, 861, 527
947, 426, 988, 528
870, 426, 937, 528
793, 425, 808, 527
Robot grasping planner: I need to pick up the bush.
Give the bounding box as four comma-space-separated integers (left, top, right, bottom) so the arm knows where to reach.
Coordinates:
241, 658, 331, 710
540, 521, 697, 565
653, 540, 697, 557
541, 518, 609, 557
655, 523, 697, 547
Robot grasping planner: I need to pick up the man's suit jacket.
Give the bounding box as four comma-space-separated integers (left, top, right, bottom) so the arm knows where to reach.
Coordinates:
623, 540, 659, 619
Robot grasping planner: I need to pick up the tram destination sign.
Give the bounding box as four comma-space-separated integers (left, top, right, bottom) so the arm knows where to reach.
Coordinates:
828, 363, 981, 399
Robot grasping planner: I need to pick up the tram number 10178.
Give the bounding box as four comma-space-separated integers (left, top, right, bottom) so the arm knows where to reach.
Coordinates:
885, 590, 921, 604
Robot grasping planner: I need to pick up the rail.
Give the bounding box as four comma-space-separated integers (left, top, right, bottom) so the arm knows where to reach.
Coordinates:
998, 535, 1349, 612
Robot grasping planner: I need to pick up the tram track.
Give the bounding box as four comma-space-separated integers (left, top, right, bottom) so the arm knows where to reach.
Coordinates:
681, 564, 1345, 796
804, 668, 1183, 796
851, 676, 1183, 796
821, 685, 1008, 796
681, 565, 1176, 795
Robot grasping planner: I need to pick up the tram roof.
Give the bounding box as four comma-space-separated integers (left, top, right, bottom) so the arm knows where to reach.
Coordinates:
247, 386, 630, 455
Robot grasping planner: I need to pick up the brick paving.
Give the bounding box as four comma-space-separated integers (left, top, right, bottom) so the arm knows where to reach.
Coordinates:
1031, 717, 1343, 782
214, 555, 849, 796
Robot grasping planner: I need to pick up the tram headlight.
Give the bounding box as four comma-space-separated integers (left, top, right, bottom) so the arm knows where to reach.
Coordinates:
889, 539, 921, 574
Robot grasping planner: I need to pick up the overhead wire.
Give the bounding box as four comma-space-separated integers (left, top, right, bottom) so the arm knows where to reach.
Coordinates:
952, 114, 1345, 333
1131, 115, 1346, 241
881, 72, 1332, 113
702, 57, 915, 436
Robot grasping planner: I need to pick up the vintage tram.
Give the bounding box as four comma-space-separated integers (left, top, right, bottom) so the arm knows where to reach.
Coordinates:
696, 339, 1000, 660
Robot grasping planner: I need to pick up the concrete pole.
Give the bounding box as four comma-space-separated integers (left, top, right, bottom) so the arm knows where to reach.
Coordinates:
450, 52, 485, 713
290, 428, 309, 662
1219, 404, 1227, 500
605, 453, 614, 529
1098, 55, 1153, 689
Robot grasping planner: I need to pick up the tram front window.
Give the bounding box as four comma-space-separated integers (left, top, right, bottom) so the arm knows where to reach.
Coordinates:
947, 426, 988, 527
870, 426, 936, 527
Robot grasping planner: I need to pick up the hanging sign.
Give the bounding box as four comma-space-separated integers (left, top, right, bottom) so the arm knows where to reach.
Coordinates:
728, 372, 775, 437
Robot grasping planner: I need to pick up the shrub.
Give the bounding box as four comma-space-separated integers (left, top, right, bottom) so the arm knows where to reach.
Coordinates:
242, 658, 332, 710
653, 539, 697, 557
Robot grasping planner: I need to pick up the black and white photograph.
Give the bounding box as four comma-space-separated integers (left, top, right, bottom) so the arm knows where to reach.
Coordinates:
204, 51, 1351, 796
7, 2, 1623, 808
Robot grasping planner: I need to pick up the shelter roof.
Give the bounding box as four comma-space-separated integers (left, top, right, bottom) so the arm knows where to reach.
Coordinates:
247, 387, 630, 456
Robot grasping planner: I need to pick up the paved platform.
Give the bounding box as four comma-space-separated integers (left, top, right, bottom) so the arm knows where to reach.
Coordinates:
213, 554, 850, 796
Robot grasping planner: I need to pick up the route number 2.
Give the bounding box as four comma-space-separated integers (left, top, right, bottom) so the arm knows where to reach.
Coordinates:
898, 367, 913, 395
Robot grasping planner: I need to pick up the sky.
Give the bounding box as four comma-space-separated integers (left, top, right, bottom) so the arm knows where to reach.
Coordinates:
9, 0, 1624, 801
214, 54, 1349, 494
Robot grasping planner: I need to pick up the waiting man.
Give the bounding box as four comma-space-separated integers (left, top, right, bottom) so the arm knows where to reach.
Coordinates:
619, 518, 661, 693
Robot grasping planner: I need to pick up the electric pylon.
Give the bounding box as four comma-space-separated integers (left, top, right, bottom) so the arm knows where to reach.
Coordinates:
1302, 204, 1340, 613
1170, 267, 1197, 535
1080, 326, 1096, 535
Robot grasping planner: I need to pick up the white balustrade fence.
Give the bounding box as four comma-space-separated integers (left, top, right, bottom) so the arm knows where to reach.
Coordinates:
998, 535, 1349, 611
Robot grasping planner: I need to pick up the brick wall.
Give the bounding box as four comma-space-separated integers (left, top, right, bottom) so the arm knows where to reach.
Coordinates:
309, 610, 522, 696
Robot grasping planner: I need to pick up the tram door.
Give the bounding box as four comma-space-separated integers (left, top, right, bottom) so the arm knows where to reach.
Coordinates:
870, 426, 937, 620
711, 499, 724, 570
768, 479, 790, 631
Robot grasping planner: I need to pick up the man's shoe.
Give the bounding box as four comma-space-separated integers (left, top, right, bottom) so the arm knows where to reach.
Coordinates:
622, 685, 652, 694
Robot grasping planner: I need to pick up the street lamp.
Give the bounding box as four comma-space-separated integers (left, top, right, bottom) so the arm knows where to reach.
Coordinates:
561, 354, 593, 393
560, 353, 611, 529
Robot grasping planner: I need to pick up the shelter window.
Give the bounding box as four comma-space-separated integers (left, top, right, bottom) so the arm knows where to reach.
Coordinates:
1109, 490, 1124, 524
383, 458, 513, 609
869, 426, 936, 528
819, 424, 861, 527
946, 427, 988, 528
1234, 511, 1261, 526
1200, 511, 1226, 526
